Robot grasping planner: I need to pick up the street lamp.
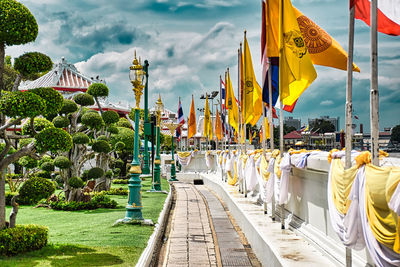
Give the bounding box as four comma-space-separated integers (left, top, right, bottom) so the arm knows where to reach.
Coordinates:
150, 94, 164, 192
117, 51, 148, 223
142, 60, 151, 175
164, 120, 180, 182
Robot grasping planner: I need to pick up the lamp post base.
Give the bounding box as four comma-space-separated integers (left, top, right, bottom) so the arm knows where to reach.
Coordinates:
114, 217, 154, 226
169, 163, 178, 182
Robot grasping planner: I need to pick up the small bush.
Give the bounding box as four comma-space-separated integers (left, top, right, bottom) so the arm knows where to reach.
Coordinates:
68, 177, 84, 189
40, 161, 55, 172
87, 83, 109, 97
18, 177, 55, 205
35, 170, 51, 179
18, 156, 37, 169
87, 167, 104, 179
55, 175, 63, 187
21, 118, 54, 136
73, 93, 94, 106
81, 112, 103, 129
92, 140, 111, 153
116, 118, 131, 128
97, 135, 107, 141
35, 128, 73, 153
60, 99, 78, 114
31, 87, 63, 116
73, 132, 90, 144
49, 194, 117, 211
106, 187, 128, 195
107, 125, 118, 134
52, 116, 70, 128
0, 225, 48, 256
54, 156, 71, 169
112, 179, 128, 184
102, 110, 119, 125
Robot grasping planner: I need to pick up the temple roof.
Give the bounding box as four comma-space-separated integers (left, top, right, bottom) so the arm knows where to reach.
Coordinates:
20, 57, 104, 92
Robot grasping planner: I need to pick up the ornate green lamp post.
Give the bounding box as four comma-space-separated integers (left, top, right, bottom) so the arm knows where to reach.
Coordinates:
142, 60, 151, 175
116, 51, 151, 224
164, 120, 179, 182
151, 95, 163, 191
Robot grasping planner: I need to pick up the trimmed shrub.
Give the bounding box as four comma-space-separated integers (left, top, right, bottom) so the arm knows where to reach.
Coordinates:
38, 155, 53, 167
52, 116, 69, 128
68, 177, 84, 189
81, 170, 89, 181
110, 127, 134, 151
107, 125, 118, 134
0, 0, 38, 47
73, 132, 90, 144
73, 93, 94, 106
49, 194, 117, 211
102, 110, 119, 125
92, 140, 111, 153
35, 128, 73, 153
54, 156, 71, 169
113, 159, 124, 169
87, 83, 109, 97
18, 177, 55, 205
40, 161, 55, 172
112, 179, 128, 184
21, 117, 54, 136
116, 118, 131, 128
60, 99, 78, 114
55, 175, 63, 187
14, 53, 52, 80
31, 87, 63, 116
114, 141, 125, 151
0, 91, 46, 118
105, 187, 128, 195
87, 167, 104, 179
0, 225, 48, 256
35, 170, 51, 179
18, 156, 37, 169
81, 111, 103, 129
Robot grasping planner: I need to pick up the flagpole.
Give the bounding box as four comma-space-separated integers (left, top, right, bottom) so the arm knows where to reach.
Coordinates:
237, 46, 243, 194
345, 4, 355, 266
370, 0, 379, 166
278, 0, 285, 230
241, 35, 248, 198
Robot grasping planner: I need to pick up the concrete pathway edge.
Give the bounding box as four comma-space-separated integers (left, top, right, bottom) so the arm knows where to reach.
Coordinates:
136, 184, 173, 267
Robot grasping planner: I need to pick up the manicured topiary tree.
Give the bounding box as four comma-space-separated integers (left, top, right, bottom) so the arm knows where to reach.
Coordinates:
0, 87, 71, 229
110, 127, 135, 178
87, 83, 109, 114
13, 52, 53, 90
0, 0, 38, 90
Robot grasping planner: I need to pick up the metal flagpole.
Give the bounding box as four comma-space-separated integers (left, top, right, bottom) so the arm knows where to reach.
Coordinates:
268, 59, 275, 220
262, 105, 267, 214
242, 35, 248, 198
345, 4, 355, 266
238, 46, 243, 193
278, 0, 285, 230
220, 75, 224, 181
370, 0, 379, 166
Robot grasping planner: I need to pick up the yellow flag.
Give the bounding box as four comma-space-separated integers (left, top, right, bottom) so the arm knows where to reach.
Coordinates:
203, 95, 213, 140
293, 7, 360, 72
187, 96, 196, 139
243, 34, 262, 126
215, 109, 222, 141
225, 70, 239, 133
279, 0, 317, 106
265, 1, 359, 72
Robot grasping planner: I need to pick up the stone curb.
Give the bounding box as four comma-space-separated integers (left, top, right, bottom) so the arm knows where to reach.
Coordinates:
135, 183, 172, 267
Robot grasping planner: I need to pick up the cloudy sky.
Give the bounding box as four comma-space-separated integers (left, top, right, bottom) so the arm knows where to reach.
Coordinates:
5, 0, 400, 131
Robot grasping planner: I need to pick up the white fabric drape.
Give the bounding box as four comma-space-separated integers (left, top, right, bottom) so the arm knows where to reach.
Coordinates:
279, 153, 291, 205
245, 155, 258, 192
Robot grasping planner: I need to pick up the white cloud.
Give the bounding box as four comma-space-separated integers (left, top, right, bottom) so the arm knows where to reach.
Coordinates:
320, 100, 334, 106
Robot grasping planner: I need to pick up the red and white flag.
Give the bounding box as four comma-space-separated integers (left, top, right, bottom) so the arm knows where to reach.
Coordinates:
351, 0, 400, 35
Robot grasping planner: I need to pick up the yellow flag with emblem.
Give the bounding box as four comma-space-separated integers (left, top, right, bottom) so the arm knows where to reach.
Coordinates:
243, 33, 263, 126
279, 0, 317, 106
203, 95, 213, 140
187, 95, 196, 139
225, 70, 239, 133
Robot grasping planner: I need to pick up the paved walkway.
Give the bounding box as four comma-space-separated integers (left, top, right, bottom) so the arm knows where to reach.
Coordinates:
161, 182, 255, 267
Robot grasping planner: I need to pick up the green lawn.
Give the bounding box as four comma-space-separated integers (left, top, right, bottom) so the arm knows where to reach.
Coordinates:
0, 177, 170, 266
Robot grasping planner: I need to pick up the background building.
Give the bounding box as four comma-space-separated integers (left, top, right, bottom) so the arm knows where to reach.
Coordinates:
284, 116, 301, 130
308, 116, 340, 132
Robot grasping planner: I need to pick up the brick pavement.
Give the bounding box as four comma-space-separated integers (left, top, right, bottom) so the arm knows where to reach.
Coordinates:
161, 182, 254, 267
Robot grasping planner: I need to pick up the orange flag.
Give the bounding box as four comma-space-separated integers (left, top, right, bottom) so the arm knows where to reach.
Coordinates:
187, 95, 196, 139
215, 109, 222, 141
